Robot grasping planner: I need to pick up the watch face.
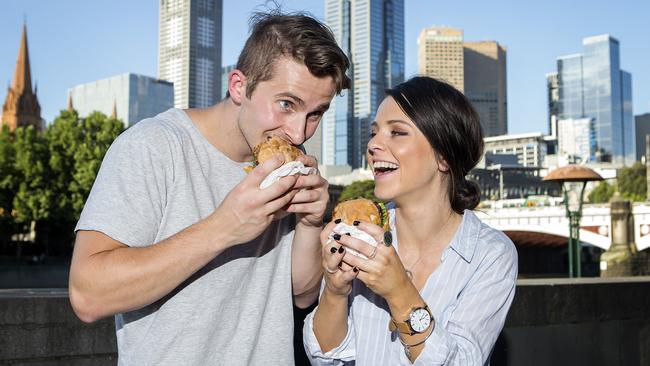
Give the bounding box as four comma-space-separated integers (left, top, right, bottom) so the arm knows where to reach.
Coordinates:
409, 308, 431, 333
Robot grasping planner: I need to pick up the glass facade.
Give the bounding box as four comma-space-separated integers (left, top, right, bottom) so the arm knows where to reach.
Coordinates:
556, 35, 634, 166
321, 0, 404, 168
159, 0, 222, 109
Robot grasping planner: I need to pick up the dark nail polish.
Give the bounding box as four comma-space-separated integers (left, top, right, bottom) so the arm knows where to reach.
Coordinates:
330, 247, 337, 254
353, 267, 359, 272
353, 221, 360, 226
333, 233, 341, 240
334, 219, 341, 224
338, 246, 345, 254
345, 233, 351, 236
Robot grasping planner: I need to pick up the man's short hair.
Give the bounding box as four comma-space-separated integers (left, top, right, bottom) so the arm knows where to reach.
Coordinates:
235, 10, 351, 98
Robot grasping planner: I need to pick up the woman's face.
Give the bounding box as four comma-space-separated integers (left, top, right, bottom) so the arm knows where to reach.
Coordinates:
368, 96, 445, 202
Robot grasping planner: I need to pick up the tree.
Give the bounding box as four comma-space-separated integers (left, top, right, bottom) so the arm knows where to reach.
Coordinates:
12, 125, 51, 224
46, 109, 81, 224
588, 180, 616, 203
338, 180, 379, 204
588, 162, 647, 203
44, 110, 124, 252
70, 111, 123, 217
0, 125, 18, 246
617, 162, 646, 202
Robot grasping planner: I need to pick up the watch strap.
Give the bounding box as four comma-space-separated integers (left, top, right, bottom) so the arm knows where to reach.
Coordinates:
388, 304, 431, 335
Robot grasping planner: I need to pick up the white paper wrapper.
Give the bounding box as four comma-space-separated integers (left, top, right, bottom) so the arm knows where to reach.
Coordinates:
328, 223, 377, 259
259, 161, 316, 189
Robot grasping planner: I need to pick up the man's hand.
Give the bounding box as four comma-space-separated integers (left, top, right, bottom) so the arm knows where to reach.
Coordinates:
286, 154, 329, 228
209, 154, 299, 248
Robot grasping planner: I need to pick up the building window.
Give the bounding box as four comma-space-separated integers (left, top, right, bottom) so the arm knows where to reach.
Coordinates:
197, 17, 214, 48
195, 58, 213, 107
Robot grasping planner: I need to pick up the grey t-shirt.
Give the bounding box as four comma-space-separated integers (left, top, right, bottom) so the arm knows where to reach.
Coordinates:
76, 108, 296, 365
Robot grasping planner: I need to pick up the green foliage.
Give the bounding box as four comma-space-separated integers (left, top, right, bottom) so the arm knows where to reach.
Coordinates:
0, 125, 18, 243
588, 180, 616, 203
617, 162, 646, 202
338, 180, 379, 204
0, 109, 124, 253
13, 125, 51, 224
588, 162, 647, 203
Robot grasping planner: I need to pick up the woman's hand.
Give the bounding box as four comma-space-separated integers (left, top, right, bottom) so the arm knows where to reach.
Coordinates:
320, 221, 358, 297
335, 221, 411, 302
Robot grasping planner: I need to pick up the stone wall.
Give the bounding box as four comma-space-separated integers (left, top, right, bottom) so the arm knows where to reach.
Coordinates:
2, 278, 650, 365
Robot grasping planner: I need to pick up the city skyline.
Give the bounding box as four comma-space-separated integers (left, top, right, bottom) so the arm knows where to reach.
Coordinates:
1, 0, 648, 136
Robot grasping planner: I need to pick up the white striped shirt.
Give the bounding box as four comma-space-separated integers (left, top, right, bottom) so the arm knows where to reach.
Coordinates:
303, 206, 518, 365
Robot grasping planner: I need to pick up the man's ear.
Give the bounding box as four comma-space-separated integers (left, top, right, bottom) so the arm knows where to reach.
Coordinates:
228, 69, 247, 105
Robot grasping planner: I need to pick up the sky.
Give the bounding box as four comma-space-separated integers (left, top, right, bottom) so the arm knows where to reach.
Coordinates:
1, 0, 649, 135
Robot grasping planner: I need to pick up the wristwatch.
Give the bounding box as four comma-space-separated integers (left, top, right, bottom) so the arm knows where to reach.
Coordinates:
389, 304, 433, 335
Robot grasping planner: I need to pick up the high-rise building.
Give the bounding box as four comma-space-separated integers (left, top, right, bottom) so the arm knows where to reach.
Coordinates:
2, 24, 42, 132
635, 113, 650, 161
417, 27, 464, 92
158, 0, 222, 109
546, 72, 559, 137
555, 34, 634, 166
417, 28, 508, 137
464, 41, 508, 137
483, 133, 548, 168
68, 73, 174, 127
557, 118, 596, 163
312, 0, 404, 168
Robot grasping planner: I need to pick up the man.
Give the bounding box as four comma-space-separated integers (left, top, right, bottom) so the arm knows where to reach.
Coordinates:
69, 11, 350, 365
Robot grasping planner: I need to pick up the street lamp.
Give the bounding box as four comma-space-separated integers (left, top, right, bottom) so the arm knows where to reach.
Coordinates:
543, 165, 603, 278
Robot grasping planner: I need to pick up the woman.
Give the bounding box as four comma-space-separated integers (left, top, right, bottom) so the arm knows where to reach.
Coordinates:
303, 76, 518, 365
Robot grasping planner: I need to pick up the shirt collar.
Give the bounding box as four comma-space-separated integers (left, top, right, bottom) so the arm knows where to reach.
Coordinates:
448, 209, 481, 263
387, 203, 481, 263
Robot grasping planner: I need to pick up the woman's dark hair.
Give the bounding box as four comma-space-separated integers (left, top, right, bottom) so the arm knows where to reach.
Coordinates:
234, 10, 350, 98
385, 76, 484, 213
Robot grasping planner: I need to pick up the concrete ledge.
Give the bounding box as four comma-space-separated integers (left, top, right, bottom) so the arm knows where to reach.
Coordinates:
2, 278, 650, 365
0, 290, 116, 364
496, 277, 650, 366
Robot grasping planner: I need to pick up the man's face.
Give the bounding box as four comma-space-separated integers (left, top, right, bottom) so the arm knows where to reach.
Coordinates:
235, 57, 337, 151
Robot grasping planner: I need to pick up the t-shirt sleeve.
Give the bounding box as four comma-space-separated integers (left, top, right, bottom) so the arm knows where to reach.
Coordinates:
75, 123, 174, 248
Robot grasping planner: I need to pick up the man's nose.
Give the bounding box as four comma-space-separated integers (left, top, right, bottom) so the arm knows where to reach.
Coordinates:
284, 116, 306, 145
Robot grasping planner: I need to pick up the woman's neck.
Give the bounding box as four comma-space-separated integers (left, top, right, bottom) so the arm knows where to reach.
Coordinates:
395, 201, 459, 250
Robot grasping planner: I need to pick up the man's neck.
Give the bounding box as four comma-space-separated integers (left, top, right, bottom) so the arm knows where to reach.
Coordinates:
185, 99, 252, 162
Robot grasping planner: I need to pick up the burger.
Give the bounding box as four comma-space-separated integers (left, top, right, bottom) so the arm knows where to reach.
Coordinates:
332, 198, 389, 231
244, 136, 304, 173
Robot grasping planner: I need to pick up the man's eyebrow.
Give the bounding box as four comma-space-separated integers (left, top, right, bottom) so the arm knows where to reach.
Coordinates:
274, 92, 304, 106
315, 103, 330, 112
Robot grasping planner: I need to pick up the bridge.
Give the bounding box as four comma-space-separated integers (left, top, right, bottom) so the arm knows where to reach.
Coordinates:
476, 203, 650, 252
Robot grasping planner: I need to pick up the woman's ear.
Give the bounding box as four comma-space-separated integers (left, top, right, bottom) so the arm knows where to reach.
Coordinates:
228, 69, 247, 105
436, 154, 450, 173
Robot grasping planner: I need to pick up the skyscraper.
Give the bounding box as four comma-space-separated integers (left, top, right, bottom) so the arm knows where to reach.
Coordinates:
417, 28, 508, 137
557, 118, 596, 163
464, 41, 508, 137
312, 0, 404, 169
417, 27, 464, 92
546, 72, 559, 137
2, 24, 42, 132
635, 113, 650, 161
555, 35, 634, 166
158, 0, 222, 109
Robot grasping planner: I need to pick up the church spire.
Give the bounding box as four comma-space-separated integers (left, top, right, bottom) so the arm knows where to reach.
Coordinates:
111, 99, 117, 119
12, 24, 33, 95
67, 93, 74, 112
2, 23, 42, 132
